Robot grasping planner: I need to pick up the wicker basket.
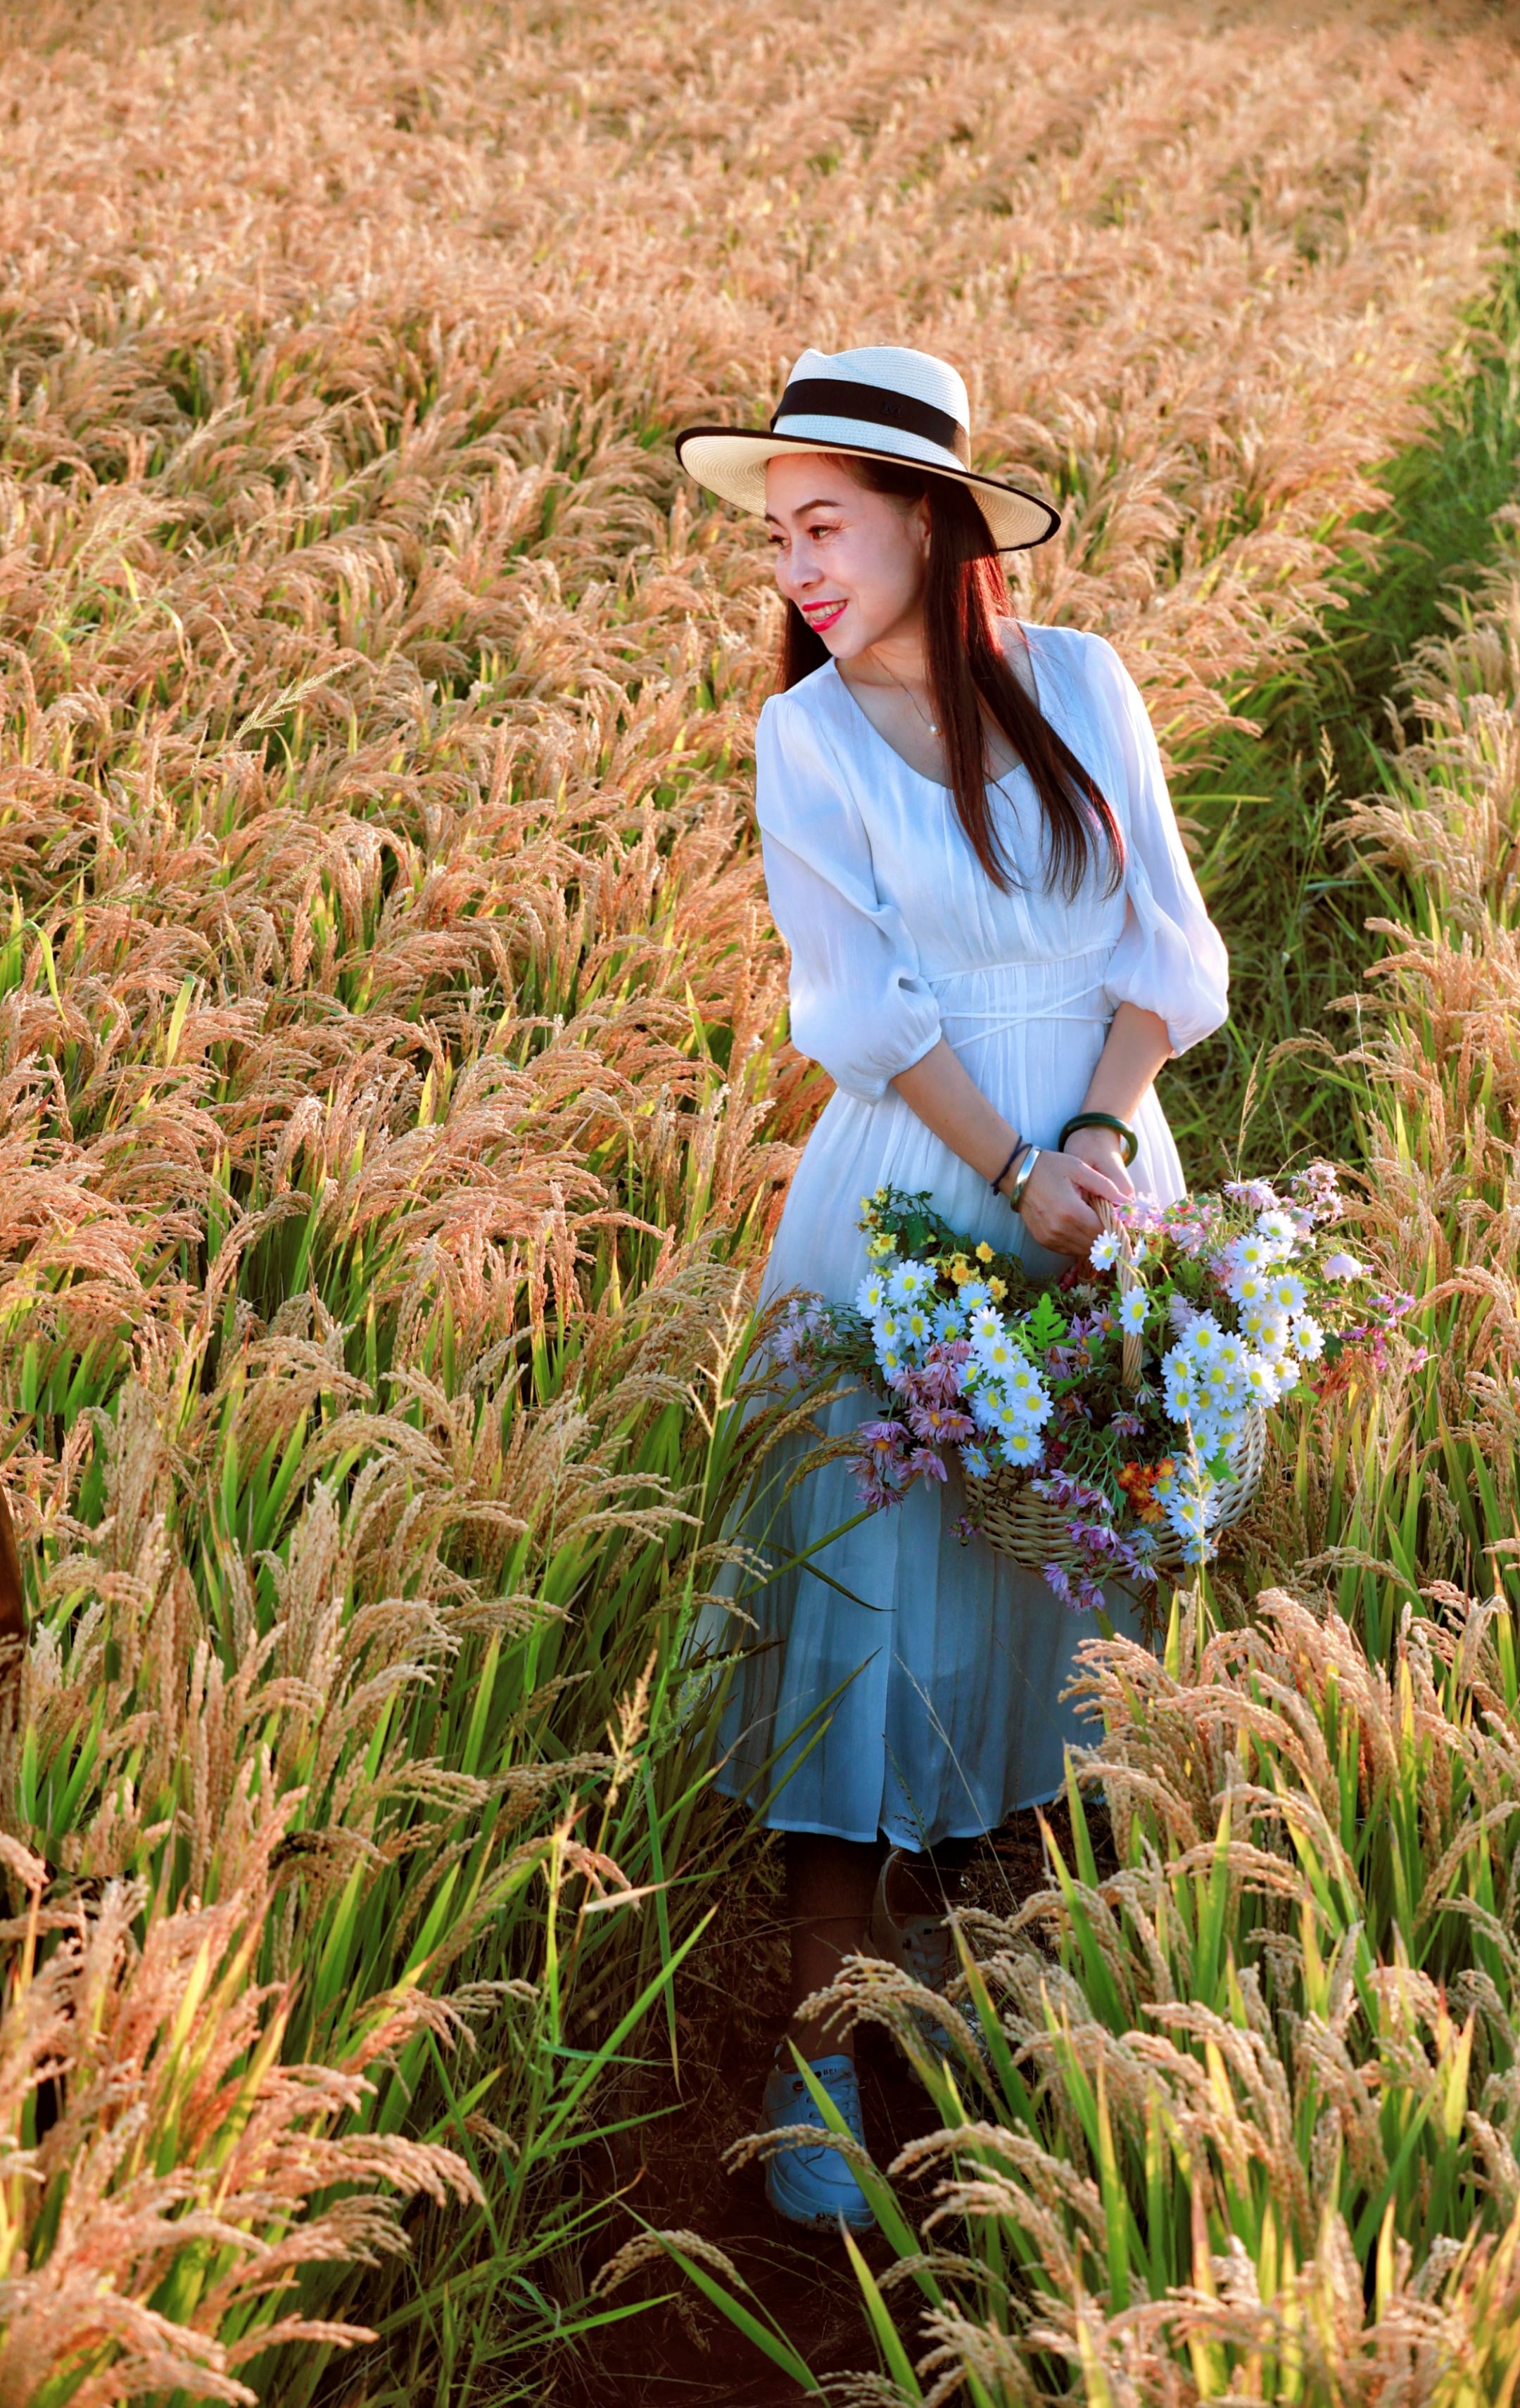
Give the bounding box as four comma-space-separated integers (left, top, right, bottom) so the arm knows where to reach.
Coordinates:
965, 1202, 1266, 1574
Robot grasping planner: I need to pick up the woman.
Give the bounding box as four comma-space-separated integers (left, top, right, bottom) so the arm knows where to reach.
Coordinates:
676, 347, 1228, 2232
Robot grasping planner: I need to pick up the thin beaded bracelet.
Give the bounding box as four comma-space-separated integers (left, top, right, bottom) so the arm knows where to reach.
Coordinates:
989, 1138, 1030, 1195
1057, 1110, 1139, 1166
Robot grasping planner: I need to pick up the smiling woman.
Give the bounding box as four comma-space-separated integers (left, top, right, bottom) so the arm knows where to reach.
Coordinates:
769, 454, 1125, 896
677, 343, 1229, 2236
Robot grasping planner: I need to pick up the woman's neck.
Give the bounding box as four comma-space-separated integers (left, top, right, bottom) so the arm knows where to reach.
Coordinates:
831, 616, 1031, 790
838, 612, 1024, 698
838, 624, 930, 696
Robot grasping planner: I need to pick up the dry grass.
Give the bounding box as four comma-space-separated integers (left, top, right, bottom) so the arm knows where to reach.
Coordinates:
0, 1824, 478, 2407
762, 1584, 1520, 2406
1224, 501, 1520, 1643
0, 0, 1519, 2396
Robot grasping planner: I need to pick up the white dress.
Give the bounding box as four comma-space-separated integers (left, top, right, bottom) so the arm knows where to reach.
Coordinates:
708, 623, 1229, 1850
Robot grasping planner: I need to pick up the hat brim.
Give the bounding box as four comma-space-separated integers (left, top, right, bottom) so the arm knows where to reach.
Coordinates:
675, 426, 1060, 553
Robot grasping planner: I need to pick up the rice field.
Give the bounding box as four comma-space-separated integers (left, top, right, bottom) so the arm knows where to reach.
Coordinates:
3, 0, 1520, 2400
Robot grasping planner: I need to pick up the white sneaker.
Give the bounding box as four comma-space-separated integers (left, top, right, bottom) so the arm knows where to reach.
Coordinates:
868, 1853, 983, 2073
868, 1852, 956, 1987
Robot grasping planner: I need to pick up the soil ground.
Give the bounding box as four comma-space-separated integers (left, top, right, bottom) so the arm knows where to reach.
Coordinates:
574, 1800, 1105, 2404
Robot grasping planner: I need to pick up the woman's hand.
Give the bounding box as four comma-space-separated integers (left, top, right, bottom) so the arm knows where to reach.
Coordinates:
888, 1033, 1151, 1262
1062, 1123, 1136, 1202
1010, 1146, 1127, 1257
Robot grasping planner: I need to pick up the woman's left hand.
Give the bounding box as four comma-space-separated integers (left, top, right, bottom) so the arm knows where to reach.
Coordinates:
1062, 1124, 1136, 1203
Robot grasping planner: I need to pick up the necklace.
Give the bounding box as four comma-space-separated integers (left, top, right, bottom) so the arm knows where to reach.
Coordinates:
873, 655, 938, 735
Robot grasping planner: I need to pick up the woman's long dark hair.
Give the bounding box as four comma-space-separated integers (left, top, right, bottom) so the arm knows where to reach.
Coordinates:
778, 457, 1122, 899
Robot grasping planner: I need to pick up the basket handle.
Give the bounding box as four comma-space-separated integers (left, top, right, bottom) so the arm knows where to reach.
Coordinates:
1096, 1199, 1143, 1392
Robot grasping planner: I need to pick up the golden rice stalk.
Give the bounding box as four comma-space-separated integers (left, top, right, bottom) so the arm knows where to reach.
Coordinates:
0, 1818, 478, 2407
1, 0, 1519, 2390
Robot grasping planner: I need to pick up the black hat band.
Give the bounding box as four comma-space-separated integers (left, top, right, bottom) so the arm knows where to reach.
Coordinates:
769, 378, 972, 467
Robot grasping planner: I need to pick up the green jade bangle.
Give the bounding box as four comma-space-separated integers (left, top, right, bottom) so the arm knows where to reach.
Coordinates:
1058, 1110, 1139, 1166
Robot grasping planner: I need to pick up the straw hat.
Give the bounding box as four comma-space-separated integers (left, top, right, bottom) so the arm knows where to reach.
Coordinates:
676, 344, 1060, 553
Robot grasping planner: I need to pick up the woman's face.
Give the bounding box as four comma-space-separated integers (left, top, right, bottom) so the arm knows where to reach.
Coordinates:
764, 453, 930, 659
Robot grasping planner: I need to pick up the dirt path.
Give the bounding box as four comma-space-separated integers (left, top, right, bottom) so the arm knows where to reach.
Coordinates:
574, 1807, 1080, 2402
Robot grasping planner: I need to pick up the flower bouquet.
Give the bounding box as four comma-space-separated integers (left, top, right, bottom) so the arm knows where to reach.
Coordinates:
773, 1164, 1413, 1612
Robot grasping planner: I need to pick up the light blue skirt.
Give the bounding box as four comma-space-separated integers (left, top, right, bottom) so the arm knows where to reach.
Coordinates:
697, 1055, 1174, 1849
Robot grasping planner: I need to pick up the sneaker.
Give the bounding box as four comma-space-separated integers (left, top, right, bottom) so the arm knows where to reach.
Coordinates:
761, 2051, 875, 2233
868, 1853, 956, 1992
868, 1854, 984, 2074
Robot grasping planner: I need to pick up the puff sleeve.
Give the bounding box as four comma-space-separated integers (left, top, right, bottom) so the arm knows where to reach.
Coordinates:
754, 692, 942, 1102
1089, 637, 1229, 1056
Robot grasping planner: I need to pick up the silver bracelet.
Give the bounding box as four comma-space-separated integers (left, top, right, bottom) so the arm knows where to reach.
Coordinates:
1006, 1145, 1041, 1216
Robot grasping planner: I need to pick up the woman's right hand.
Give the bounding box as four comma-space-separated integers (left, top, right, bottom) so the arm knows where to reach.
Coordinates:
1008, 1147, 1127, 1259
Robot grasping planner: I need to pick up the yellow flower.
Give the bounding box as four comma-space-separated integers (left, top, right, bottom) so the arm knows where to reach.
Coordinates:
988, 1276, 1007, 1301
867, 1235, 895, 1259
949, 1256, 972, 1285
975, 1241, 994, 1263
873, 1186, 888, 1202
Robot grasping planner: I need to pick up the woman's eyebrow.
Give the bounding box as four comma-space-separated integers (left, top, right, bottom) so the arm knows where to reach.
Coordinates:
764, 495, 848, 524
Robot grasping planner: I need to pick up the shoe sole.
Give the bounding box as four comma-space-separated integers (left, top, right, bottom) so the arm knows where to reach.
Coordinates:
765, 2153, 875, 2234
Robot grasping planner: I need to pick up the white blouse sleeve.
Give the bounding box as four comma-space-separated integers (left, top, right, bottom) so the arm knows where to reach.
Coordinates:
1089, 637, 1229, 1057
754, 692, 942, 1102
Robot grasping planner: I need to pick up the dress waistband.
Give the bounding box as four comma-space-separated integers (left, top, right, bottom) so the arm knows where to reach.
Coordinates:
931, 973, 1110, 1047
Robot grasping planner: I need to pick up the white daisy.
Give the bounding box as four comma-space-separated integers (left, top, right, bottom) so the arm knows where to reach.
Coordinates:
888, 1261, 931, 1304
974, 1328, 1019, 1377
1255, 1209, 1298, 1247
1227, 1232, 1274, 1274
999, 1426, 1044, 1467
1003, 1365, 1051, 1425
1267, 1271, 1307, 1317
1292, 1313, 1325, 1361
